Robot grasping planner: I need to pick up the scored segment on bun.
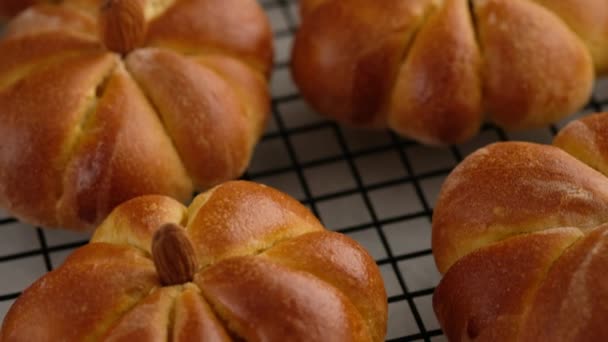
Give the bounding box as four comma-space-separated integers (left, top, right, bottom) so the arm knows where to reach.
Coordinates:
432, 112, 608, 341
0, 0, 273, 230
293, 0, 608, 145
0, 181, 388, 341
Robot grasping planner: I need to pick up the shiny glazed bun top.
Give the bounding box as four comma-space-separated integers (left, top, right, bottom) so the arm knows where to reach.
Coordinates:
1, 181, 388, 342
432, 112, 608, 341
293, 0, 607, 145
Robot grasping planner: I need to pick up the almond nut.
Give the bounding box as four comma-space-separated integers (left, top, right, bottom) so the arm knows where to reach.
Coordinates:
98, 0, 147, 54
152, 223, 199, 286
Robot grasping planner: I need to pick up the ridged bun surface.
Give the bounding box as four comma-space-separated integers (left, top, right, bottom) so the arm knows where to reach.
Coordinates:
1, 181, 388, 342
433, 112, 608, 341
293, 0, 607, 145
0, 0, 273, 230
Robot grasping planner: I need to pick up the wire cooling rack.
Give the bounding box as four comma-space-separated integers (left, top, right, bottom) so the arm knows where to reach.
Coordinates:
2, 0, 608, 341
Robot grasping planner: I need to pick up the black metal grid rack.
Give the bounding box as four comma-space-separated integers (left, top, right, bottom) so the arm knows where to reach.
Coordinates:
2, 0, 608, 341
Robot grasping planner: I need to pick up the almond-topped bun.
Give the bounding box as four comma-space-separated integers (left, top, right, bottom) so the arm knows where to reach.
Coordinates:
0, 0, 273, 230
432, 112, 608, 340
0, 181, 388, 342
292, 0, 606, 145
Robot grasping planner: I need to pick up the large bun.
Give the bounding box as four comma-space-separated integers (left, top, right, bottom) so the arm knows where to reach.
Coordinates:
1, 181, 388, 342
0, 0, 273, 230
292, 0, 605, 145
432, 112, 608, 340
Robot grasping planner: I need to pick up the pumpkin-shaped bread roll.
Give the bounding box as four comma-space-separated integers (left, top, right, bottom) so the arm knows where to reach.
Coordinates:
432, 112, 608, 341
0, 0, 273, 230
293, 0, 607, 145
0, 181, 388, 341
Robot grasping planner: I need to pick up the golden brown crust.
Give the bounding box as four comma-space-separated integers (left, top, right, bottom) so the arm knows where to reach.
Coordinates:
475, 0, 593, 129
61, 0, 103, 14
194, 54, 270, 143
388, 0, 482, 144
0, 243, 159, 341
197, 256, 372, 342
185, 180, 325, 266
146, 0, 273, 76
518, 224, 608, 341
293, 0, 598, 144
172, 285, 231, 342
434, 228, 582, 341
433, 124, 608, 340
299, 0, 329, 18
292, 0, 435, 127
554, 112, 608, 177
433, 141, 608, 273
91, 194, 187, 253
101, 287, 177, 341
531, 0, 608, 73
57, 67, 193, 229
60, 0, 175, 18
263, 231, 387, 342
125, 48, 252, 189
0, 52, 116, 228
1, 181, 387, 341
0, 0, 272, 231
4, 4, 96, 38
0, 31, 102, 93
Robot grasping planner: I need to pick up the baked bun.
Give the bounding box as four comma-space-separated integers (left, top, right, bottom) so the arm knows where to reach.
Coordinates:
432, 112, 608, 340
0, 0, 273, 230
292, 0, 607, 145
0, 181, 387, 342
